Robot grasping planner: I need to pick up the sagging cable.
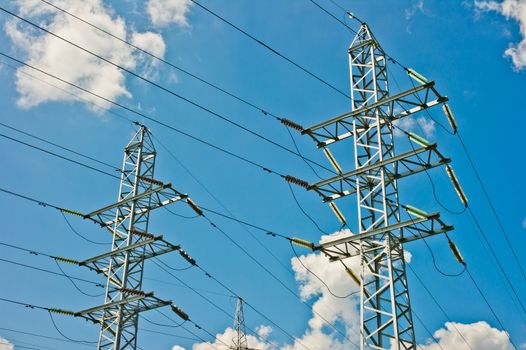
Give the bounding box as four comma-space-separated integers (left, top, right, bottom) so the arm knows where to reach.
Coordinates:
285, 175, 309, 189
329, 202, 346, 226
290, 237, 314, 250
406, 68, 428, 85
171, 304, 189, 321
407, 132, 431, 148
404, 205, 430, 219
323, 148, 343, 174
445, 165, 468, 207
60, 208, 84, 218
442, 104, 458, 134
280, 118, 304, 132
186, 198, 204, 216
447, 238, 466, 266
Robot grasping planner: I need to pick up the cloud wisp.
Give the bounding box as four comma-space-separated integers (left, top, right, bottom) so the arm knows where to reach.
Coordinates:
475, 0, 526, 71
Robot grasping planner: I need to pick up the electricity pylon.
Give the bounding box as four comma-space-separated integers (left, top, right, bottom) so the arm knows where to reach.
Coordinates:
230, 298, 258, 350
298, 24, 465, 350
54, 125, 193, 350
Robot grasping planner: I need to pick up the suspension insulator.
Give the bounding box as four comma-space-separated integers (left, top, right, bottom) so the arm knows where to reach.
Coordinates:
171, 304, 189, 321
54, 256, 80, 265
442, 104, 458, 134
285, 175, 309, 189
405, 205, 430, 219
60, 208, 84, 217
48, 308, 76, 316
448, 240, 466, 266
179, 249, 197, 266
129, 228, 154, 239
329, 202, 346, 226
323, 148, 343, 174
445, 165, 468, 207
280, 118, 304, 132
291, 237, 314, 250
345, 267, 361, 286
407, 132, 431, 148
186, 198, 204, 216
121, 288, 147, 296
406, 68, 428, 85
139, 176, 164, 186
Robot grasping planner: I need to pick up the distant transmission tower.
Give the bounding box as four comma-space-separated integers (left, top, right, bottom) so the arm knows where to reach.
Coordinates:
54, 125, 193, 350
296, 23, 466, 350
230, 298, 258, 350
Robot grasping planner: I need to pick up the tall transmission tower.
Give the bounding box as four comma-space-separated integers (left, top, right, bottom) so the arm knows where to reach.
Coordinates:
297, 24, 466, 350
230, 298, 258, 350
53, 125, 193, 350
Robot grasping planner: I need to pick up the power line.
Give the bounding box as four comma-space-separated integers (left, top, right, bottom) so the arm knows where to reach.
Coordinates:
0, 6, 335, 176
0, 326, 92, 347
0, 52, 290, 180
189, 0, 350, 99
0, 132, 121, 180
465, 269, 518, 350
36, 0, 284, 123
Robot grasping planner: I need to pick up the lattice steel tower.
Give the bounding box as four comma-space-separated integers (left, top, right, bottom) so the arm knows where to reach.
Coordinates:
54, 126, 192, 350
298, 23, 465, 350
230, 298, 258, 350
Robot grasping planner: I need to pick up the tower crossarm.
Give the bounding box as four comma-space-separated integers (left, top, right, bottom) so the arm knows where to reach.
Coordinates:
75, 292, 170, 325
301, 81, 446, 147
308, 144, 450, 202
313, 213, 453, 261
79, 236, 180, 275
85, 183, 187, 227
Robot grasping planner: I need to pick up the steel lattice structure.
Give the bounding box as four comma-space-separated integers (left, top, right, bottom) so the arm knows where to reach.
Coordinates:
230, 298, 258, 350
76, 126, 188, 350
300, 24, 460, 350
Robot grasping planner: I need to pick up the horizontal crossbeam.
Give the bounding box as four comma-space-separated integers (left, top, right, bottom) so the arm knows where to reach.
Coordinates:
79, 236, 180, 274
301, 82, 447, 147
75, 293, 171, 324
85, 183, 187, 227
308, 144, 450, 202
313, 213, 453, 261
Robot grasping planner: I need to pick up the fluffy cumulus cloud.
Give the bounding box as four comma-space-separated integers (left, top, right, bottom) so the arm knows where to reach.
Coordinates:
475, 0, 526, 70
0, 337, 14, 350
4, 0, 166, 110
147, 0, 192, 27
420, 321, 514, 350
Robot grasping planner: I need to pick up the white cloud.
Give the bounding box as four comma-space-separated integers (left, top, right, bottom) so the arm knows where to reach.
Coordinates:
475, 0, 526, 70
0, 337, 14, 350
393, 115, 436, 137
4, 0, 166, 110
420, 321, 514, 350
172, 346, 185, 350
406, 0, 425, 20
147, 0, 192, 27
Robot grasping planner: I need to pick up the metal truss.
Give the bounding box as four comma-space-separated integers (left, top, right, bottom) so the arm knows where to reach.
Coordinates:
302, 81, 447, 148
75, 126, 188, 350
308, 144, 450, 202
301, 24, 455, 350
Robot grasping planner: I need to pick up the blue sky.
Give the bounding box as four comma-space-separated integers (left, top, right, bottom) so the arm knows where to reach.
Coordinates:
0, 0, 525, 349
